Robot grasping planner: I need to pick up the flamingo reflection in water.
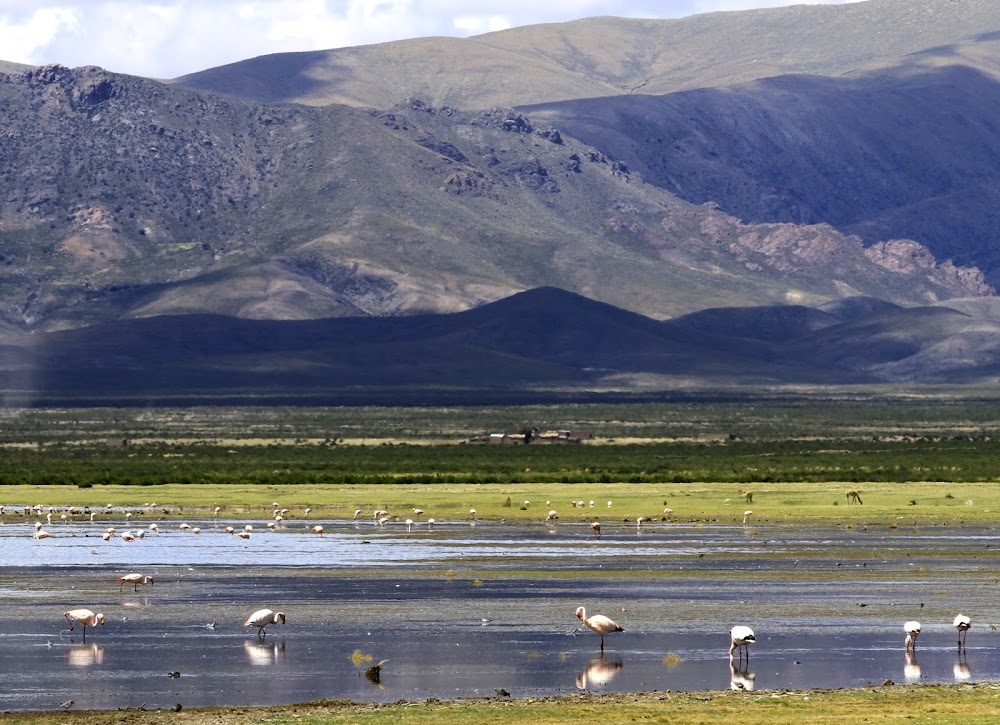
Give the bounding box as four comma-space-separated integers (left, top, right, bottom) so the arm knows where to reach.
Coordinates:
576, 654, 623, 689
729, 656, 755, 691
243, 639, 285, 666
954, 650, 971, 681
67, 643, 105, 667
904, 651, 921, 681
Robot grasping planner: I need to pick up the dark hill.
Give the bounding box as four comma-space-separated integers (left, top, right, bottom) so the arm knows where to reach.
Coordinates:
10, 288, 1000, 404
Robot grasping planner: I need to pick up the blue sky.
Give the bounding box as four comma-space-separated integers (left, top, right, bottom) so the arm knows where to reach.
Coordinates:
0, 0, 864, 79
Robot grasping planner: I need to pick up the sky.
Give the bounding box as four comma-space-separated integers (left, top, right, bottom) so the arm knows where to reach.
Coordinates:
0, 0, 864, 79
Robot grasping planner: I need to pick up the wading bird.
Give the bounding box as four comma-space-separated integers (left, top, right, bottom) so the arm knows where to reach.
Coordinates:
904, 621, 921, 652
743, 510, 753, 525
244, 609, 285, 638
954, 614, 971, 649
118, 573, 154, 592
575, 606, 624, 652
64, 609, 105, 642
591, 522, 602, 538
730, 625, 756, 662
311, 525, 324, 537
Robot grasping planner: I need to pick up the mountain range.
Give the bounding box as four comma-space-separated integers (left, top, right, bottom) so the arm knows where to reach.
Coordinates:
2, 0, 1000, 396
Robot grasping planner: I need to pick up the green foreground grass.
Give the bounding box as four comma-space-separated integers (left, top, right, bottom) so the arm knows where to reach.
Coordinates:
2, 685, 1000, 724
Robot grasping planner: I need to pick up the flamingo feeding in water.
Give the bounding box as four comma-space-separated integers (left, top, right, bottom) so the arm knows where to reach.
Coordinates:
311, 525, 324, 537
954, 614, 971, 649
244, 609, 286, 638
118, 573, 154, 592
730, 625, 756, 662
64, 609, 105, 642
575, 606, 624, 651
591, 522, 602, 538
904, 621, 921, 652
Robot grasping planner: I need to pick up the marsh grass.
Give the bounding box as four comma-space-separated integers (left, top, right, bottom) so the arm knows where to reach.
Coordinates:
2, 685, 999, 724
5, 479, 1000, 525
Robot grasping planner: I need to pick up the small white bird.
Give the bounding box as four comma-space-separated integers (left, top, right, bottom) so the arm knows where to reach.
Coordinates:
244, 609, 285, 638
954, 614, 971, 649
575, 606, 624, 651
905, 620, 921, 652
730, 625, 756, 661
64, 609, 105, 642
118, 573, 154, 592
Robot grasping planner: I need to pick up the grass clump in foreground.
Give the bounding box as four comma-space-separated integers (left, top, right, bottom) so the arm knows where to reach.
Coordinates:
2, 685, 999, 724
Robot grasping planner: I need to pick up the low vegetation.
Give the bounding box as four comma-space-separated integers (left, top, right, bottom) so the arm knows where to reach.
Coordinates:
2, 685, 1000, 724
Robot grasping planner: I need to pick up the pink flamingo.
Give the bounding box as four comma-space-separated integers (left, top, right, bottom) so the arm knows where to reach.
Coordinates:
575, 606, 624, 651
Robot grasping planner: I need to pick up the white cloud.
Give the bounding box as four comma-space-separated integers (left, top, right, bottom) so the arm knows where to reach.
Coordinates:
0, 0, 864, 78
0, 6, 79, 64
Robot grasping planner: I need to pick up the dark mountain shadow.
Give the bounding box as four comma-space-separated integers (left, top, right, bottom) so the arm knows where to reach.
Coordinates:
18, 287, 1000, 403
523, 61, 1000, 283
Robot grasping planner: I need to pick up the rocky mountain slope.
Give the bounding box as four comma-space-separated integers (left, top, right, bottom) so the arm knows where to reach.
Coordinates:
524, 37, 1000, 285
0, 63, 984, 333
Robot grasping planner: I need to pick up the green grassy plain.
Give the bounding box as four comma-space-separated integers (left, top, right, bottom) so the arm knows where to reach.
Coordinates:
2, 686, 1000, 725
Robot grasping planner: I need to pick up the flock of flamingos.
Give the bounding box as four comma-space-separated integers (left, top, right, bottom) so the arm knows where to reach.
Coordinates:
9, 498, 979, 693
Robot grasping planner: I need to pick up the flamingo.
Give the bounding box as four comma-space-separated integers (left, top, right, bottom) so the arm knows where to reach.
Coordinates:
427, 518, 435, 529
546, 510, 558, 523
353, 509, 362, 519
904, 621, 921, 652
730, 625, 756, 661
244, 609, 285, 638
743, 510, 753, 525
237, 530, 251, 540
591, 522, 602, 538
412, 508, 424, 517
121, 531, 135, 542
405, 519, 414, 532
224, 526, 235, 535
304, 507, 312, 518
102, 532, 112, 541
214, 506, 221, 517
148, 524, 158, 533
34, 529, 52, 539
954, 614, 971, 649
469, 508, 476, 520
179, 523, 191, 531
311, 525, 324, 537
64, 609, 105, 642
575, 606, 624, 651
118, 573, 154, 592
266, 522, 277, 531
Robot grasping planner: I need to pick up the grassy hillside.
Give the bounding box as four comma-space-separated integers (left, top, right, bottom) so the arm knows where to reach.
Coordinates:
172, 0, 1000, 109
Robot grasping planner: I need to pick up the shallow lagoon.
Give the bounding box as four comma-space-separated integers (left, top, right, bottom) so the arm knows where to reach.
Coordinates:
1, 516, 998, 710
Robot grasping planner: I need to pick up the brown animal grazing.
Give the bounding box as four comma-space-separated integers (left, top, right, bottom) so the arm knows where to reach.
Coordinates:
846, 490, 863, 505
742, 490, 753, 504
